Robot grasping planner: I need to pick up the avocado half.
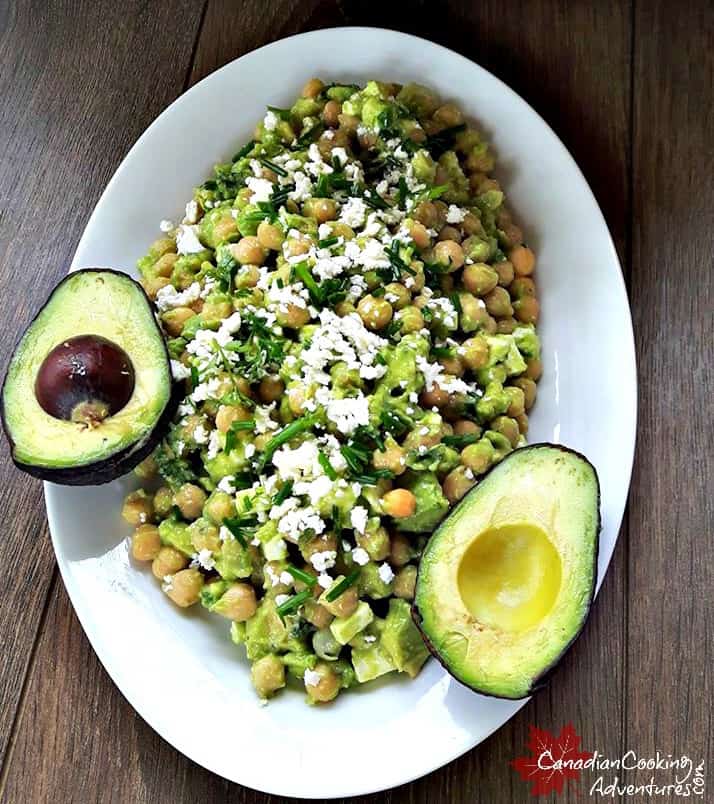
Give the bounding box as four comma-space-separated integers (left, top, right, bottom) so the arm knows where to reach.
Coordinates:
412, 444, 600, 699
1, 269, 178, 485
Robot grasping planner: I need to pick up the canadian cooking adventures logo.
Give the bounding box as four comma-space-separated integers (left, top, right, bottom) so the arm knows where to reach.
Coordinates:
511, 724, 706, 798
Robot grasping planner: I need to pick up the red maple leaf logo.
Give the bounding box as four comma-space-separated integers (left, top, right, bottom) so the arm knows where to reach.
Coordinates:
511, 723, 594, 796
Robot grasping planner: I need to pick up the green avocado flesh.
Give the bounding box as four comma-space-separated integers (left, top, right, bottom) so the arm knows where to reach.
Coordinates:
2, 270, 172, 477
414, 445, 599, 699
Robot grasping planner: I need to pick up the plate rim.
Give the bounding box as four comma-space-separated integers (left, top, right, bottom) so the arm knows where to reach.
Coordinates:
44, 25, 638, 798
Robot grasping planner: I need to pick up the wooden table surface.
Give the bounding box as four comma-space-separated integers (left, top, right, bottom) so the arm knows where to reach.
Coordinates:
0, 1, 711, 802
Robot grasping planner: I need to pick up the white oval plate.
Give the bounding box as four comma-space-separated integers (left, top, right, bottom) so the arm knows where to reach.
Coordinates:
44, 27, 636, 798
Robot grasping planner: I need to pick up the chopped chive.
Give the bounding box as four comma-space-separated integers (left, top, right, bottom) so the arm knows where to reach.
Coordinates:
276, 588, 312, 618
353, 470, 395, 486
286, 565, 317, 587
257, 414, 317, 471
258, 157, 287, 177
224, 418, 256, 454
325, 570, 361, 602
292, 261, 323, 305
332, 504, 343, 532
397, 176, 408, 207
318, 451, 338, 480
431, 345, 453, 358
232, 140, 256, 161
267, 105, 292, 121
317, 235, 339, 249
450, 292, 463, 315
296, 121, 323, 147
222, 517, 248, 548
189, 365, 199, 390
272, 479, 294, 506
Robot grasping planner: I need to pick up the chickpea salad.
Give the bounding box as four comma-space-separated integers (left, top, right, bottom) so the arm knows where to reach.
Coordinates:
124, 78, 542, 704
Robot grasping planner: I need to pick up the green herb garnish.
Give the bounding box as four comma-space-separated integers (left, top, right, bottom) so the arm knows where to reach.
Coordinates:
257, 414, 318, 471
272, 479, 294, 506
224, 419, 255, 454
276, 588, 312, 618
232, 140, 256, 161
325, 570, 361, 602
443, 433, 480, 449
317, 451, 338, 480
286, 565, 317, 587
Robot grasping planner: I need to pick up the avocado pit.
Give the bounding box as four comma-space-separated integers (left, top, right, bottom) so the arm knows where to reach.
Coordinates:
35, 334, 135, 427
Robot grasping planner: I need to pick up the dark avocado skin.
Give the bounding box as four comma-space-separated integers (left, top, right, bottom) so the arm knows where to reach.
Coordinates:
0, 268, 180, 486
411, 442, 601, 699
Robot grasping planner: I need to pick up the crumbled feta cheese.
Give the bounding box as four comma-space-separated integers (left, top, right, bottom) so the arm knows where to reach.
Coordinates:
246, 177, 274, 204
184, 199, 200, 224
324, 394, 370, 435
176, 224, 204, 255
378, 563, 395, 584
155, 281, 202, 312
317, 573, 333, 589
339, 196, 368, 229
190, 549, 215, 571
217, 475, 236, 495
161, 574, 174, 592
263, 110, 279, 131
304, 668, 322, 687
275, 594, 291, 607
446, 204, 466, 224
193, 423, 209, 444
159, 219, 173, 233
170, 360, 191, 381
350, 506, 369, 535
352, 547, 370, 566
309, 550, 337, 572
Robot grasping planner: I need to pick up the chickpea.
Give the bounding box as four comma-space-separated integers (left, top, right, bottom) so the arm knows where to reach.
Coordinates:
215, 404, 250, 433
161, 306, 194, 336
461, 212, 483, 236
433, 102, 463, 127
463, 263, 498, 296
302, 77, 324, 98
204, 491, 235, 525
510, 245, 536, 276
515, 412, 529, 434
252, 654, 286, 699
135, 456, 157, 479
433, 239, 464, 272
381, 489, 417, 519
407, 220, 431, 249
258, 376, 284, 403
337, 112, 360, 133
357, 294, 393, 331
526, 358, 543, 381
484, 286, 513, 317
212, 216, 238, 244
142, 275, 172, 300
510, 277, 536, 299
460, 335, 489, 370
420, 382, 450, 409
166, 568, 203, 608
497, 317, 518, 334
372, 443, 407, 476
232, 265, 257, 290
461, 441, 494, 475
334, 300, 355, 316
438, 225, 462, 243
443, 466, 477, 503
413, 201, 438, 228
287, 383, 307, 415
494, 260, 515, 286
174, 483, 207, 520
322, 99, 341, 127
512, 377, 537, 410
396, 305, 425, 334
323, 584, 359, 619
304, 197, 338, 222
492, 415, 520, 448
393, 565, 418, 600
384, 282, 411, 310
303, 599, 334, 629
215, 583, 257, 621
498, 223, 523, 250
190, 520, 221, 553
305, 662, 340, 703
132, 524, 161, 561
276, 303, 311, 329
284, 236, 311, 258
154, 486, 174, 519
152, 547, 187, 580
122, 490, 154, 526
453, 419, 481, 436
505, 386, 526, 417
439, 355, 464, 377
514, 296, 540, 324
152, 252, 179, 278
230, 236, 267, 266
389, 532, 412, 567
256, 220, 284, 251
201, 297, 232, 322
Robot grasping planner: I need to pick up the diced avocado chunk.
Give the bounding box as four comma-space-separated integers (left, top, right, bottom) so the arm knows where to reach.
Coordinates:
381, 599, 430, 678
281, 650, 317, 679
351, 643, 397, 683
438, 151, 469, 203
158, 518, 193, 557
330, 601, 374, 645
214, 538, 253, 580
513, 325, 541, 359
411, 150, 436, 184
230, 621, 246, 645
361, 96, 389, 129
396, 83, 440, 117
200, 579, 229, 609
395, 471, 449, 533
244, 598, 291, 660
358, 562, 393, 599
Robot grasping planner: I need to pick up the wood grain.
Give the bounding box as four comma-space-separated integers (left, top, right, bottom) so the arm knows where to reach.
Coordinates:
625, 0, 713, 787
0, 1, 635, 803
0, 0, 205, 782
